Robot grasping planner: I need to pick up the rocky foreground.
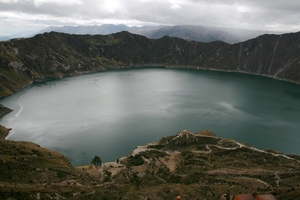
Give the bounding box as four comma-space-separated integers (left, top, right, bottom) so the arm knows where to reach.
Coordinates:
1, 129, 300, 199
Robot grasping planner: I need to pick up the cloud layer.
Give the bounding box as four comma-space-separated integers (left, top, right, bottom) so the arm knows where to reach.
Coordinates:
1, 0, 300, 35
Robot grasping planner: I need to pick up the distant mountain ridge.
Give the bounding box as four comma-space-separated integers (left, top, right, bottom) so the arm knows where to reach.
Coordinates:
38, 24, 244, 43
0, 30, 39, 42
38, 24, 132, 35
145, 25, 240, 43
0, 30, 300, 99
2, 24, 279, 44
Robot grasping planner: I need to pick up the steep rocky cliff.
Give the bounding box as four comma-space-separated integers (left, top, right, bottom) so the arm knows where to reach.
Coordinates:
1, 31, 300, 99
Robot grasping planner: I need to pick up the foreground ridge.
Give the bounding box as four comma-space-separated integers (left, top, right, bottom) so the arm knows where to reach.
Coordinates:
1, 129, 300, 199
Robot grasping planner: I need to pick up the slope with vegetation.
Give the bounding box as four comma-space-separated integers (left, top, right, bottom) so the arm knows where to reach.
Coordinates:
1, 130, 300, 199
1, 31, 300, 100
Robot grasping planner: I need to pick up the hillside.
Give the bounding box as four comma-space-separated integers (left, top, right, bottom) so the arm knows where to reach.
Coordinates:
1, 31, 300, 100
0, 136, 93, 200
0, 130, 300, 199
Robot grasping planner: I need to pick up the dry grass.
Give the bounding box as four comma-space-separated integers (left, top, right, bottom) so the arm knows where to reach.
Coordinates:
1, 130, 300, 199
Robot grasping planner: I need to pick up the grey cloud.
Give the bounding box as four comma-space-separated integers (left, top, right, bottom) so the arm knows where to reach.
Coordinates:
1, 0, 300, 36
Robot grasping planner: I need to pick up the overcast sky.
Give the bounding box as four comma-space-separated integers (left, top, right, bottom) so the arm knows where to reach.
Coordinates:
1, 0, 300, 36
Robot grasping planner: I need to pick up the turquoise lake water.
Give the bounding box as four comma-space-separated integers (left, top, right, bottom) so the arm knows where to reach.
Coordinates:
1, 68, 300, 166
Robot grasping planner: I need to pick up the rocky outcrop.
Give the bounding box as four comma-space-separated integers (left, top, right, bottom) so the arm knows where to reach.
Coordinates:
0, 104, 12, 118
1, 31, 300, 98
0, 124, 10, 138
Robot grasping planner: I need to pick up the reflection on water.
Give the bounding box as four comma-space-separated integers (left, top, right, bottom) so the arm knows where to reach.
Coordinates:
1, 68, 300, 166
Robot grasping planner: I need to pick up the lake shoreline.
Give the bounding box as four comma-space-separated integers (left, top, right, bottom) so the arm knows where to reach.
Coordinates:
1, 65, 300, 100
0, 104, 12, 119
0, 124, 11, 139
0, 104, 13, 139
1, 66, 299, 166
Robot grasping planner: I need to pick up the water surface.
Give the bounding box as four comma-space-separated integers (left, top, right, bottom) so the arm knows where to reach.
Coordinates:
1, 68, 300, 166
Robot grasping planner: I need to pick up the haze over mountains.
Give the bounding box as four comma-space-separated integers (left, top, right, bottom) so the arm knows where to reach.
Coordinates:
1, 24, 280, 44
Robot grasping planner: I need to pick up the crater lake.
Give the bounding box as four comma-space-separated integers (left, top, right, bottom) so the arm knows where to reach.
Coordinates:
1, 68, 300, 166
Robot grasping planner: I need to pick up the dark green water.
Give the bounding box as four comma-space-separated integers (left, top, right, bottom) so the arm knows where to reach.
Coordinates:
1, 68, 300, 166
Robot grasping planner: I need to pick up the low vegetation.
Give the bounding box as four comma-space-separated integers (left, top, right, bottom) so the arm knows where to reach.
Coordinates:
1, 31, 300, 99
0, 129, 300, 199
